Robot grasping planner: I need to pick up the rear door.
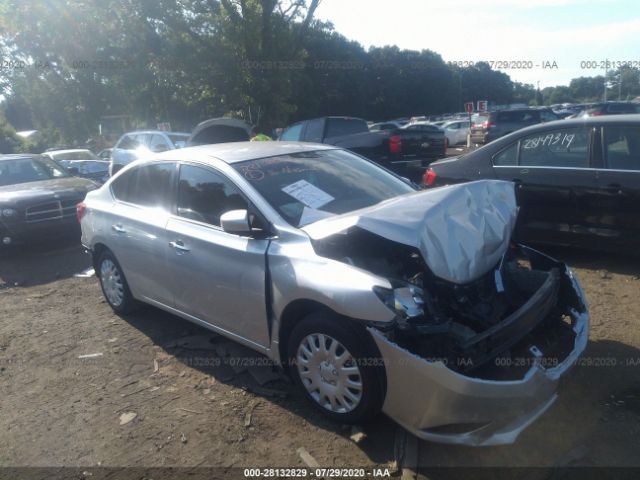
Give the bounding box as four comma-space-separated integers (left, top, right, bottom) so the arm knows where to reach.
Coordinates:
595, 124, 640, 250
492, 126, 599, 246
106, 162, 177, 305
165, 163, 271, 348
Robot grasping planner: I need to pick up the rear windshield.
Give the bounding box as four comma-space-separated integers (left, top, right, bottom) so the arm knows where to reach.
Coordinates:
324, 118, 368, 139
471, 113, 488, 126
232, 149, 414, 228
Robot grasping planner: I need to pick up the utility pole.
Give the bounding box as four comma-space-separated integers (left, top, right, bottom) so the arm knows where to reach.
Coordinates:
618, 72, 622, 100
604, 67, 607, 102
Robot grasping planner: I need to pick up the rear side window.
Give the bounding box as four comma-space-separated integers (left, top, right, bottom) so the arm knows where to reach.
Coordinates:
111, 163, 175, 209
324, 118, 368, 139
493, 143, 518, 166
604, 126, 640, 171
177, 165, 248, 227
519, 128, 590, 168
303, 119, 325, 142
281, 124, 303, 141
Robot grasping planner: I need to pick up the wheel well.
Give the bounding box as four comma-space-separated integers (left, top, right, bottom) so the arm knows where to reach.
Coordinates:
91, 243, 109, 272
278, 299, 333, 366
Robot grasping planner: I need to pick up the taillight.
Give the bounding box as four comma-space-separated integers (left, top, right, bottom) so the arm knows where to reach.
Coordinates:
76, 202, 87, 223
389, 135, 402, 154
484, 121, 496, 129
444, 136, 449, 149
590, 111, 605, 116
422, 168, 437, 186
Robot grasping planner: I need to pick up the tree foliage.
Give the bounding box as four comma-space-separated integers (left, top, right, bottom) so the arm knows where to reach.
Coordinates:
2, 0, 638, 149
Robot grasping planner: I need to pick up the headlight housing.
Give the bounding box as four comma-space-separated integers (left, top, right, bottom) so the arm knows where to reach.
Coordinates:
373, 283, 425, 325
1, 208, 18, 218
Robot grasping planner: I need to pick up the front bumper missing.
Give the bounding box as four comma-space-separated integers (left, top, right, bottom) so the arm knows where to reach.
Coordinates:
369, 265, 589, 446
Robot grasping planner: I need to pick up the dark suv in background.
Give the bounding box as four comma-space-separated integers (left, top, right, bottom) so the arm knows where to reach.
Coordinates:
470, 108, 558, 144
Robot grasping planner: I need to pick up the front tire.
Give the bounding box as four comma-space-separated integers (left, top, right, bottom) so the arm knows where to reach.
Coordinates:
288, 310, 385, 424
97, 250, 139, 315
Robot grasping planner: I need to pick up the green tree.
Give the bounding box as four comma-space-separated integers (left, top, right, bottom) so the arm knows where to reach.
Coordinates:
0, 111, 21, 154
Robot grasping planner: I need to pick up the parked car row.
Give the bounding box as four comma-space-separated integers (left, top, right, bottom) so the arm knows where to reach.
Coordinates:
42, 149, 110, 184
279, 116, 446, 178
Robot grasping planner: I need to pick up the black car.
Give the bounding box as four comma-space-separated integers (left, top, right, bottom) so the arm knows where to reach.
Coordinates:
0, 154, 98, 246
422, 115, 640, 253
470, 108, 558, 144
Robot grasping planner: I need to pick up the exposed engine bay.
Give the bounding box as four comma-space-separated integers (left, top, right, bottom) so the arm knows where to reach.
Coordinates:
312, 227, 582, 379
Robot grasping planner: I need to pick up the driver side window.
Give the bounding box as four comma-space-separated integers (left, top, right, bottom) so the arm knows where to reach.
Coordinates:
177, 165, 248, 227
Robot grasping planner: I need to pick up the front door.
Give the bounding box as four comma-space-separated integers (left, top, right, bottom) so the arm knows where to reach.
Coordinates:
165, 163, 271, 348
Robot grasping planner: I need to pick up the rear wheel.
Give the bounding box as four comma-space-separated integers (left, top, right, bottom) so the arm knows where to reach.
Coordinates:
97, 250, 139, 315
288, 310, 385, 423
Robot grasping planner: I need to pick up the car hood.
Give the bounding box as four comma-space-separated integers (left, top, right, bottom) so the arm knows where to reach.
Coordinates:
302, 180, 517, 284
0, 176, 97, 206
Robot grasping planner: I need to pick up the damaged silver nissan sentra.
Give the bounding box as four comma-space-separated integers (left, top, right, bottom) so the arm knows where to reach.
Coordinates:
80, 142, 589, 446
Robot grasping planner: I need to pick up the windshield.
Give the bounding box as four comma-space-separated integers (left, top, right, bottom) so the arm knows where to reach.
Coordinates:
0, 157, 70, 187
49, 150, 99, 160
232, 149, 415, 228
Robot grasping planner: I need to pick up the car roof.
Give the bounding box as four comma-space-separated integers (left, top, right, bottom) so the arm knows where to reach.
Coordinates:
155, 141, 337, 165
0, 154, 41, 161
123, 130, 190, 136
537, 113, 640, 128
44, 149, 92, 155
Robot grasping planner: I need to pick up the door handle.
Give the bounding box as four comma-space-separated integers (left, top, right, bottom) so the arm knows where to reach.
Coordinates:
169, 240, 190, 253
111, 224, 126, 233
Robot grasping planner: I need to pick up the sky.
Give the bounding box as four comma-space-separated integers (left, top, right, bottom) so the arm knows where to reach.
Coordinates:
315, 0, 640, 88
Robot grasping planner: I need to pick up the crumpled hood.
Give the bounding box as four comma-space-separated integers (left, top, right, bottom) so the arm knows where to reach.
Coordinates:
302, 180, 517, 284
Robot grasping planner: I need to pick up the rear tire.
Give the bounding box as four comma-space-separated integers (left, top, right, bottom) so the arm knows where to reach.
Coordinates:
96, 250, 139, 315
288, 310, 385, 424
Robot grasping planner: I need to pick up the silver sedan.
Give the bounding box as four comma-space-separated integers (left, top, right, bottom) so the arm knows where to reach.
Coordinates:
79, 142, 589, 446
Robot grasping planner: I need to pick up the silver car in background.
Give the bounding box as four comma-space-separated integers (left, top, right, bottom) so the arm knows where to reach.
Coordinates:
79, 142, 589, 446
109, 130, 190, 176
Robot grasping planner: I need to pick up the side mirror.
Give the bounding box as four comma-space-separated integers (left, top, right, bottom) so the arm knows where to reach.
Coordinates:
174, 141, 186, 149
220, 209, 251, 234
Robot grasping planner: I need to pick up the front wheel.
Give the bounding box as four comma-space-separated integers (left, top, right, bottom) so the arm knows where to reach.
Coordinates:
288, 311, 385, 423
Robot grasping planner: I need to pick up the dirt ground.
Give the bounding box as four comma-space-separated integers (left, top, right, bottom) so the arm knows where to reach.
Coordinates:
1, 235, 639, 479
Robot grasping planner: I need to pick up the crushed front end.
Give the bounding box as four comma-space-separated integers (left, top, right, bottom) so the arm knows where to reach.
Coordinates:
305, 181, 589, 445
365, 244, 588, 445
